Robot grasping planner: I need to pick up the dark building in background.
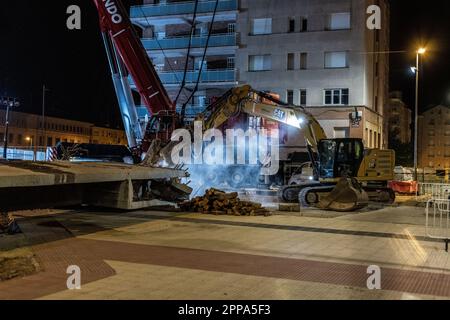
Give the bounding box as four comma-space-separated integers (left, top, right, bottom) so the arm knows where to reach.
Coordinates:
418, 105, 450, 169
387, 91, 411, 144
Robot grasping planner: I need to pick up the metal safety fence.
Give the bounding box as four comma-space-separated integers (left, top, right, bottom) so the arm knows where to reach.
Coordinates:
426, 199, 450, 251
417, 183, 450, 202
0, 147, 48, 161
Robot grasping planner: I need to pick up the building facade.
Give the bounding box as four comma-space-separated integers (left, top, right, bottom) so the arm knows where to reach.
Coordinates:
387, 91, 411, 144
130, 0, 390, 159
0, 110, 127, 150
418, 105, 450, 170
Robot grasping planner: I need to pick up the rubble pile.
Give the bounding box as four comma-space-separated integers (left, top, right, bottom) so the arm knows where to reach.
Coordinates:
180, 188, 271, 216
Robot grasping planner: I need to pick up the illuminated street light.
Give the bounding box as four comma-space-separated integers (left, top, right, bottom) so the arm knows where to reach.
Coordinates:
418, 47, 427, 55
413, 47, 427, 182
25, 137, 36, 161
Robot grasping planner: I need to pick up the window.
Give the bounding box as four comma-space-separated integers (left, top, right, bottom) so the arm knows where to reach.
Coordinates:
446, 138, 450, 147
17, 134, 23, 145
299, 89, 307, 105
156, 31, 166, 39
334, 127, 349, 138
227, 23, 236, 34
300, 52, 307, 69
288, 17, 295, 32
328, 13, 351, 30
227, 57, 235, 69
324, 89, 349, 105
287, 53, 295, 70
248, 55, 271, 71
251, 18, 272, 35
300, 17, 308, 32
325, 51, 348, 68
287, 90, 294, 105
47, 137, 53, 147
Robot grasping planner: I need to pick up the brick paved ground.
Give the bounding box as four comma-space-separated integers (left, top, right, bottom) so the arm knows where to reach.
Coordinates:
0, 206, 449, 300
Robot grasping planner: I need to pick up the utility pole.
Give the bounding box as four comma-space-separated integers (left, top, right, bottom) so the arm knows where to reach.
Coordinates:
1, 97, 20, 159
41, 85, 50, 148
42, 85, 46, 148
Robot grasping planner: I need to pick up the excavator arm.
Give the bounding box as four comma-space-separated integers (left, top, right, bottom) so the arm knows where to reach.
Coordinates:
199, 85, 327, 151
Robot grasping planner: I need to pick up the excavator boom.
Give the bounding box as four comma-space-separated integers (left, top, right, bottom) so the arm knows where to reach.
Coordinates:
93, 0, 173, 115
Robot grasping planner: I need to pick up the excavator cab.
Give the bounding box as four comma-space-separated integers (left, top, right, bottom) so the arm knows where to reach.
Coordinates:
312, 138, 368, 211
318, 139, 365, 179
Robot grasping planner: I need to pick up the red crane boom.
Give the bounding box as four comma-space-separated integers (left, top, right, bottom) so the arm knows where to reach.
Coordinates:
93, 0, 174, 114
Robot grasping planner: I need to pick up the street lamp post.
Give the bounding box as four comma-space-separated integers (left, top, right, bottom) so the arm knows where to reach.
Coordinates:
414, 48, 426, 182
1, 97, 20, 159
26, 137, 35, 161
42, 85, 46, 148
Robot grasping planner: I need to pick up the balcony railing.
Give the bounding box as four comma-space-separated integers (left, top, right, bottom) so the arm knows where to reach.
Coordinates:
142, 33, 237, 50
131, 0, 238, 18
176, 105, 207, 116
129, 69, 235, 87
159, 69, 235, 84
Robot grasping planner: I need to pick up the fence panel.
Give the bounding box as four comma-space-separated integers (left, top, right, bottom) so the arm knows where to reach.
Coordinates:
426, 199, 450, 251
0, 147, 47, 161
417, 183, 450, 201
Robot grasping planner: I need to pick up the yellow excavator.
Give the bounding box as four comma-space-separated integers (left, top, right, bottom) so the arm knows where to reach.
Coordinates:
184, 84, 395, 212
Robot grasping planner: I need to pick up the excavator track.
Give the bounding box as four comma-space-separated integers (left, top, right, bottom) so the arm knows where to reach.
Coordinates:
279, 183, 321, 203
298, 178, 369, 212
365, 187, 396, 204
298, 185, 335, 207
280, 184, 395, 205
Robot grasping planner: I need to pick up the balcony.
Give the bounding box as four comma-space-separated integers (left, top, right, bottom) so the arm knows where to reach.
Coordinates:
136, 105, 211, 120
176, 105, 207, 116
159, 69, 235, 84
129, 69, 235, 89
142, 33, 237, 50
130, 0, 238, 18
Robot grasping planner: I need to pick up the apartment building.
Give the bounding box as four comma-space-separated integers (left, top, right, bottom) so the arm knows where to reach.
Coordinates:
418, 105, 450, 169
130, 0, 390, 158
237, 0, 389, 157
130, 0, 239, 119
387, 91, 412, 144
0, 110, 127, 149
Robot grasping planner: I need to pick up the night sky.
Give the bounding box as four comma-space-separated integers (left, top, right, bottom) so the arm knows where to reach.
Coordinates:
0, 0, 449, 128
